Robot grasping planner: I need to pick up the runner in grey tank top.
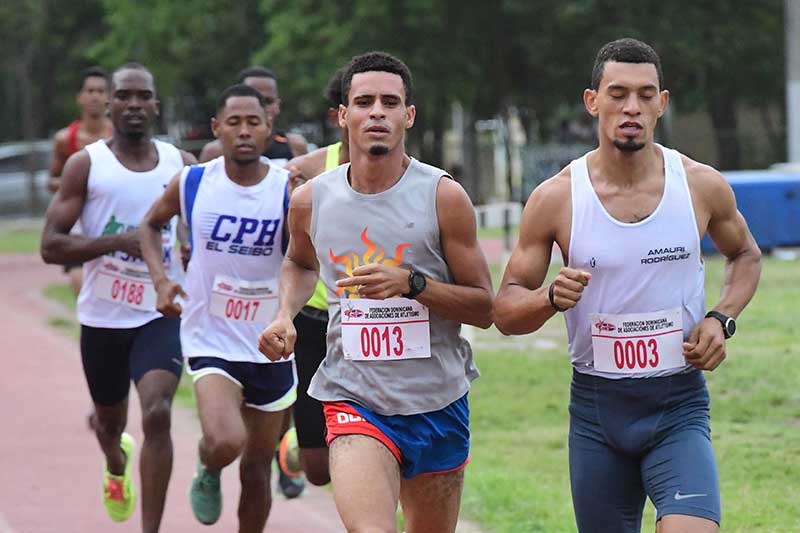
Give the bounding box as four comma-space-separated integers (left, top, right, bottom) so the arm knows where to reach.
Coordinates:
258, 52, 493, 533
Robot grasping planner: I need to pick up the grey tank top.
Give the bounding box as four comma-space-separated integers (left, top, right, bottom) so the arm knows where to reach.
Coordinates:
308, 158, 479, 416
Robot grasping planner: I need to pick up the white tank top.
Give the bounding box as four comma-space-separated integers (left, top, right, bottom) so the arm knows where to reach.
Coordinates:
565, 145, 705, 379
179, 156, 290, 363
77, 139, 184, 328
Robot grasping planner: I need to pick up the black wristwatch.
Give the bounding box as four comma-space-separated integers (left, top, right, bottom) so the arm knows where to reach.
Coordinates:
403, 270, 427, 299
705, 311, 736, 339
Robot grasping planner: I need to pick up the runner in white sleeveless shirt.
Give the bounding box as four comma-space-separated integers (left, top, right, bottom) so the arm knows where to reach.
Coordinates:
494, 39, 761, 533
141, 84, 294, 531
258, 52, 494, 533
41, 63, 196, 531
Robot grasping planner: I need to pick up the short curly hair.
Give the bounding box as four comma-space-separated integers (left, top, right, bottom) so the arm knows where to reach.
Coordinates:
591, 38, 663, 90
341, 51, 413, 105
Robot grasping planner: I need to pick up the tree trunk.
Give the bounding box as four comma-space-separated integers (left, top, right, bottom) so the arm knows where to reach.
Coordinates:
16, 48, 40, 213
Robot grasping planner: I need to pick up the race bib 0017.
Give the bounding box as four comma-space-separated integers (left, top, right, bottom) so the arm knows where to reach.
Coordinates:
340, 298, 431, 361
590, 308, 686, 374
209, 274, 278, 324
93, 256, 156, 311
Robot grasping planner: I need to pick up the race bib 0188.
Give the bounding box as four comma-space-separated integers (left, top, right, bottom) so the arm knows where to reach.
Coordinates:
590, 308, 686, 374
340, 298, 431, 361
93, 256, 156, 311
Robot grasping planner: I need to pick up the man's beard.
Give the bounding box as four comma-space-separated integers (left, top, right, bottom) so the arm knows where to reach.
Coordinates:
120, 129, 146, 141
613, 138, 645, 152
368, 144, 389, 156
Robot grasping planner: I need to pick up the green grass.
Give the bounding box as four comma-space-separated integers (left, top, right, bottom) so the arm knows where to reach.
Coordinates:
477, 225, 520, 241
0, 226, 41, 254
462, 256, 800, 532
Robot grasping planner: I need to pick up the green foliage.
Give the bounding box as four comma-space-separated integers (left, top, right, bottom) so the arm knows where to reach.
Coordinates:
0, 1, 787, 163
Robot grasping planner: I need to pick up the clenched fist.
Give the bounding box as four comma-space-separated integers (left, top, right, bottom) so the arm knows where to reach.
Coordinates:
550, 267, 591, 311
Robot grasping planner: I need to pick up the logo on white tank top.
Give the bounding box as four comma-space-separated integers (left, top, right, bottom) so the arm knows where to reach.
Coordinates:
203, 214, 281, 257
640, 245, 691, 265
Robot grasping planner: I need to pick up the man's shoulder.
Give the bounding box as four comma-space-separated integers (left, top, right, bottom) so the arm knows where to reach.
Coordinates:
679, 153, 730, 196
532, 165, 572, 204
52, 126, 73, 152
410, 157, 448, 179
199, 139, 223, 162
287, 146, 327, 178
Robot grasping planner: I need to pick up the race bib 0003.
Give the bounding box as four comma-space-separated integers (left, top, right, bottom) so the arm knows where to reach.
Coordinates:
340, 298, 431, 361
590, 308, 686, 374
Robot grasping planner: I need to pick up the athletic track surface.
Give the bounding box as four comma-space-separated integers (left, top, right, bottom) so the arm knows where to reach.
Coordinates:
0, 254, 343, 533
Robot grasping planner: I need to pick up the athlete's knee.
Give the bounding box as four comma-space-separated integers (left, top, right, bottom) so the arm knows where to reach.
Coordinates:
94, 414, 126, 439
304, 464, 330, 486
141, 398, 172, 437
203, 432, 245, 465
239, 457, 271, 489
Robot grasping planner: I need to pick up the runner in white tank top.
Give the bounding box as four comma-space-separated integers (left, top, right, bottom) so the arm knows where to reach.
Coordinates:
495, 39, 761, 533
141, 84, 294, 531
41, 63, 196, 529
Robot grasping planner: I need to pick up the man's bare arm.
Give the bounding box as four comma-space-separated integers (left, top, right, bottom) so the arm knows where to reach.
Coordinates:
276, 183, 320, 320
412, 177, 494, 328
48, 129, 70, 192
286, 147, 327, 192
494, 171, 589, 335
694, 164, 762, 318
174, 150, 197, 267
258, 183, 319, 360
198, 140, 222, 163
140, 173, 182, 289
140, 172, 187, 317
287, 133, 309, 157
41, 151, 141, 264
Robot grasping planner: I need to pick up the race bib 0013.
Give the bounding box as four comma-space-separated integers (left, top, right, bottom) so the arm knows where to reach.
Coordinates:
590, 308, 686, 374
93, 256, 156, 311
340, 298, 431, 361
209, 274, 278, 324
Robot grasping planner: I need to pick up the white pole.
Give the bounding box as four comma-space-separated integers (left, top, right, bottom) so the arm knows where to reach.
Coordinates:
787, 0, 800, 163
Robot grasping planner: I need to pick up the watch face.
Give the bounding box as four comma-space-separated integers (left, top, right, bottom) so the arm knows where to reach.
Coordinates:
726, 318, 736, 337
411, 274, 425, 291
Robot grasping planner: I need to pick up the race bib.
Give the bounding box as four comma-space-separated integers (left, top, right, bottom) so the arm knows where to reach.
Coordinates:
209, 274, 277, 324
590, 308, 686, 374
341, 298, 431, 361
93, 256, 156, 311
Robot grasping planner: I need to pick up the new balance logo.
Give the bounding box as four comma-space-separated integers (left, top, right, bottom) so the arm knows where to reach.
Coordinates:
674, 491, 707, 501
336, 413, 363, 424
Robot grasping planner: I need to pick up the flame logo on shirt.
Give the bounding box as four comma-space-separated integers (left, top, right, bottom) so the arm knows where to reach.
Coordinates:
329, 227, 410, 298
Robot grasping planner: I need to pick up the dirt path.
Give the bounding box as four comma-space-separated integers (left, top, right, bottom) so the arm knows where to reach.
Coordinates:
0, 254, 343, 533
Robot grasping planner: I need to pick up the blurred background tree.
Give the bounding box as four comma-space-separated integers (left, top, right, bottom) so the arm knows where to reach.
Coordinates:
0, 0, 786, 174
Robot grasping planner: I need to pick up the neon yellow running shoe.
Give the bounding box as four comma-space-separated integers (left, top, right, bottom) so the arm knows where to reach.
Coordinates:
103, 432, 136, 522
